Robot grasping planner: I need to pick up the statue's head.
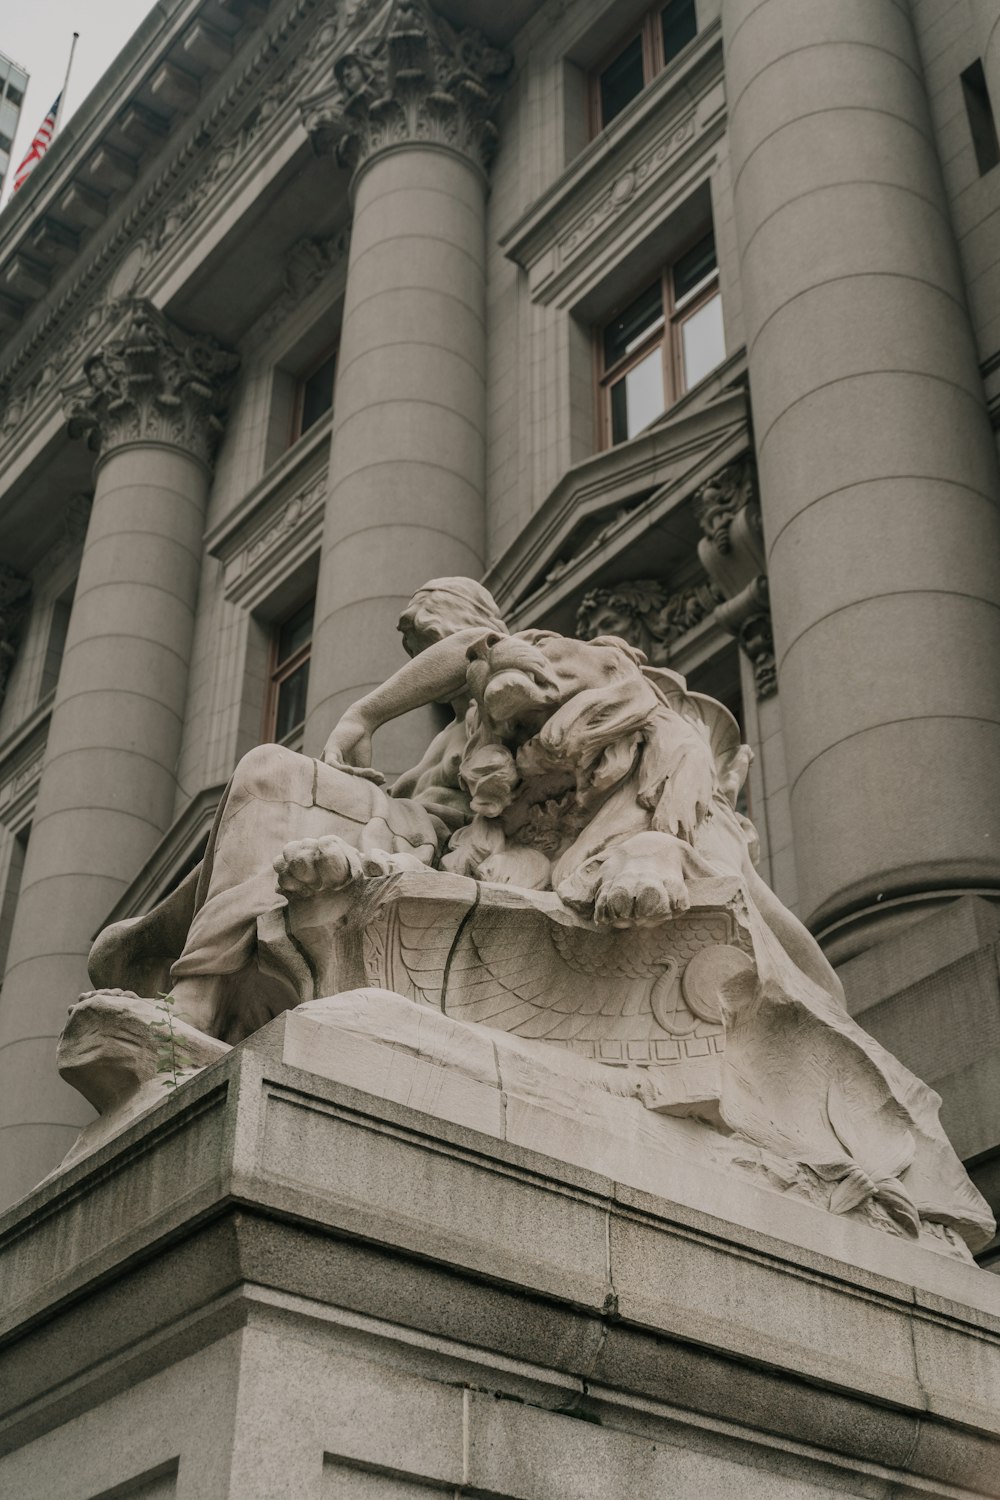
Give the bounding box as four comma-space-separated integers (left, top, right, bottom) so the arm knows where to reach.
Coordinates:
397, 577, 507, 658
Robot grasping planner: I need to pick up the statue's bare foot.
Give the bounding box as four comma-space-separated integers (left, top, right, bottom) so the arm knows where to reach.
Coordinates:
70, 986, 139, 1017
274, 835, 358, 897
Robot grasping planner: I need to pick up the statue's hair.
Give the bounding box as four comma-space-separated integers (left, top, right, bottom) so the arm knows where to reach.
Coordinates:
399, 577, 508, 641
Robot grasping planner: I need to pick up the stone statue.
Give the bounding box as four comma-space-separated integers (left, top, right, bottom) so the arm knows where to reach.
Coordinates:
60, 578, 994, 1260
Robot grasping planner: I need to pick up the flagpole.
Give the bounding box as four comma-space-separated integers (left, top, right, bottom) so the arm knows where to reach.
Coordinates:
54, 31, 79, 132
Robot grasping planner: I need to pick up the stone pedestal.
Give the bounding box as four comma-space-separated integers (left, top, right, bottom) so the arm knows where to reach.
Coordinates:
3, 1008, 1000, 1498
301, 2, 509, 776
722, 0, 1000, 959
0, 300, 236, 1208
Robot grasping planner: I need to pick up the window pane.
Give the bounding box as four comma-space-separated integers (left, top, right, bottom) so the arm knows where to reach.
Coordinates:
610, 346, 665, 443
673, 231, 717, 305
300, 350, 337, 434
599, 35, 645, 128
603, 280, 664, 369
661, 0, 698, 67
680, 291, 725, 390
6, 83, 23, 108
274, 660, 310, 740
276, 599, 314, 665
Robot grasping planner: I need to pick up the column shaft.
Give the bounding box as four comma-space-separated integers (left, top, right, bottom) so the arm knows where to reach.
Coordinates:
0, 444, 208, 1203
304, 145, 487, 773
723, 0, 1000, 957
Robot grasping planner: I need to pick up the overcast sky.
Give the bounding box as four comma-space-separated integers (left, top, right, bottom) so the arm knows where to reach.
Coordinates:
4, 2, 145, 176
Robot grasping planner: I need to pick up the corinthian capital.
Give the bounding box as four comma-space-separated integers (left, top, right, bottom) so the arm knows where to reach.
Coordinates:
64, 299, 239, 469
301, 0, 511, 178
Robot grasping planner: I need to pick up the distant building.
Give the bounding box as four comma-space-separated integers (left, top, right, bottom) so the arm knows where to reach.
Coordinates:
0, 53, 28, 200
0, 0, 999, 1260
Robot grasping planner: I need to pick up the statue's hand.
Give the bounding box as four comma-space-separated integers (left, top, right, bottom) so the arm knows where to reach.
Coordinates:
321, 713, 385, 783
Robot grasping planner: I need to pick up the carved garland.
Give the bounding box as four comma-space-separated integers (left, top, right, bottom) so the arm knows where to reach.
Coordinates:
576, 576, 722, 666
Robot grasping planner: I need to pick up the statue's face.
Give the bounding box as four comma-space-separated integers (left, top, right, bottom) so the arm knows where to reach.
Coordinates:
341, 59, 364, 92
582, 603, 635, 642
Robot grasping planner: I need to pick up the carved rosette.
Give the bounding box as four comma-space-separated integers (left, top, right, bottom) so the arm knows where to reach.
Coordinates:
301, 0, 511, 179
694, 458, 777, 700
576, 577, 722, 666
64, 299, 239, 470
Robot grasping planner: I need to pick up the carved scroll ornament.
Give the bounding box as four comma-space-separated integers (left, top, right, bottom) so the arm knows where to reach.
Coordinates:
64, 298, 239, 469
301, 0, 512, 177
694, 457, 777, 699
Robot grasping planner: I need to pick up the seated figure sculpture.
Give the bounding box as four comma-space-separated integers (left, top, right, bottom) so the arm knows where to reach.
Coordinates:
64, 577, 994, 1261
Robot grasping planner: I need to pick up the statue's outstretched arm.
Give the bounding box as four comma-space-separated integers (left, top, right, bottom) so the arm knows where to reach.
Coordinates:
322, 627, 485, 771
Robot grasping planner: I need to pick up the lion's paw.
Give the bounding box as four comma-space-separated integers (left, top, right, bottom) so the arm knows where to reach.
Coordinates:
593, 866, 690, 928
274, 836, 358, 897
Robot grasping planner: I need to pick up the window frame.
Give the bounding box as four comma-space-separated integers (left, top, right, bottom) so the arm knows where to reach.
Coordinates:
589, 0, 698, 136
596, 226, 723, 449
289, 340, 338, 448
263, 595, 315, 746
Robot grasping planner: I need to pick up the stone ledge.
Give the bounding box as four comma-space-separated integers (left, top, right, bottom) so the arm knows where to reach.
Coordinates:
1, 1014, 999, 1492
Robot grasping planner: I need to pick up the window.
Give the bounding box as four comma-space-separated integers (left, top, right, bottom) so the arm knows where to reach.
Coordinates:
593, 0, 698, 132
265, 597, 313, 743
961, 60, 1000, 176
5, 82, 24, 108
0, 133, 12, 156
598, 229, 725, 446
292, 346, 337, 443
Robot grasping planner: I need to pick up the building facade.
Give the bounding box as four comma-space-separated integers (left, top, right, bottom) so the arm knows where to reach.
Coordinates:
0, 53, 29, 202
0, 0, 999, 1241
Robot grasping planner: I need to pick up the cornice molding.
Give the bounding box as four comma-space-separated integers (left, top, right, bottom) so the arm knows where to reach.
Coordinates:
301, 0, 511, 180
0, 0, 335, 466
64, 299, 239, 470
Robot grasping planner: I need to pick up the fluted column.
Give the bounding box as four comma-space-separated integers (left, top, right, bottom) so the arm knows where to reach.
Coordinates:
301, 1, 509, 774
0, 300, 236, 1206
723, 0, 1000, 959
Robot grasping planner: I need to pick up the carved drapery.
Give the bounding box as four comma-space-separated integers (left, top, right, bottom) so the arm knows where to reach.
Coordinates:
576, 577, 721, 665
0, 566, 31, 705
64, 299, 239, 469
301, 0, 511, 178
694, 458, 776, 699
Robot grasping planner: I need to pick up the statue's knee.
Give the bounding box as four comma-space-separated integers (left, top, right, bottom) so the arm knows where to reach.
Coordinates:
232, 742, 304, 800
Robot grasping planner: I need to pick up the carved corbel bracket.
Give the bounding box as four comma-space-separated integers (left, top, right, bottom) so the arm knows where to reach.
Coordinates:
694, 457, 776, 699
63, 298, 239, 470
301, 0, 511, 179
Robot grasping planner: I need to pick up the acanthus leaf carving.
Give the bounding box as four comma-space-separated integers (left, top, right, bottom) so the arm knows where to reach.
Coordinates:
301, 0, 512, 177
63, 299, 239, 469
694, 456, 777, 699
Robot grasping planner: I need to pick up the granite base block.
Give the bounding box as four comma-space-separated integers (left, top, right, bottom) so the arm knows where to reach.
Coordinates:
1, 1010, 1000, 1499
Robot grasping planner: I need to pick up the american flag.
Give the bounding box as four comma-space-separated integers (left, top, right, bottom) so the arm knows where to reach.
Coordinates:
12, 94, 62, 194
